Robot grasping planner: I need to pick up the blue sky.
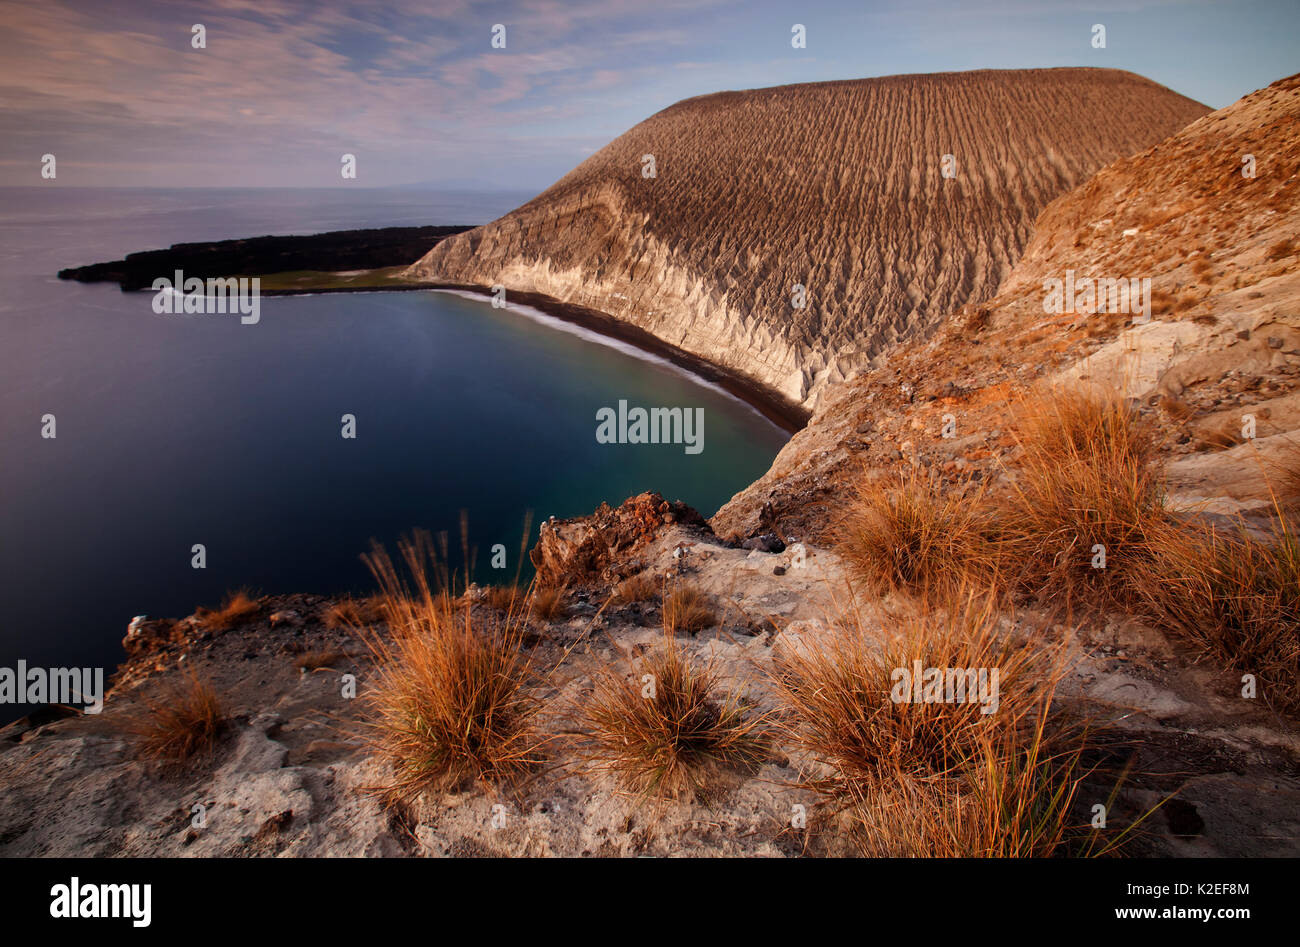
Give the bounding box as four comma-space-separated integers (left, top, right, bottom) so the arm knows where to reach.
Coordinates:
1, 0, 1296, 189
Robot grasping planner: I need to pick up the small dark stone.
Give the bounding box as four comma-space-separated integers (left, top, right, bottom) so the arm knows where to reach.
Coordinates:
741, 533, 785, 553
773, 565, 787, 576
1267, 337, 1284, 349
1164, 798, 1205, 838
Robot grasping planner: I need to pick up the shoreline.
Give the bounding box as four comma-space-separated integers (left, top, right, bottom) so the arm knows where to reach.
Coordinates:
427, 283, 810, 433
257, 280, 811, 433
56, 223, 809, 433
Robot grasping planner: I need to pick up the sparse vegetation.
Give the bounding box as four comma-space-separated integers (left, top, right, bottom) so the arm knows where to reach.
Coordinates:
255, 265, 417, 291
197, 589, 260, 631
529, 585, 569, 621
771, 591, 1122, 856
836, 470, 995, 597
359, 535, 548, 801
613, 571, 660, 605
1131, 516, 1300, 711
321, 595, 384, 629
483, 584, 521, 612
1278, 439, 1300, 507
129, 674, 226, 763
579, 631, 769, 802
1150, 287, 1202, 316
831, 373, 1297, 729
998, 386, 1165, 604
662, 582, 717, 633
295, 649, 349, 671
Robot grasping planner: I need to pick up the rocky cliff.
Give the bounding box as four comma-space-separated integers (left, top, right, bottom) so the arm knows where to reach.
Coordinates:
407, 68, 1207, 410
713, 73, 1300, 541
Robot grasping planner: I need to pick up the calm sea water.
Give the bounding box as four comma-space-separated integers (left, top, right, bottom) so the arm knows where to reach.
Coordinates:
0, 187, 788, 718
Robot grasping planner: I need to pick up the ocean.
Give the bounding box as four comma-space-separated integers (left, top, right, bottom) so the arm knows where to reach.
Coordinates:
0, 186, 789, 721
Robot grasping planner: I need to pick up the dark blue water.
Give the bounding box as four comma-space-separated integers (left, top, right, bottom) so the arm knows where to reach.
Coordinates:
0, 187, 788, 718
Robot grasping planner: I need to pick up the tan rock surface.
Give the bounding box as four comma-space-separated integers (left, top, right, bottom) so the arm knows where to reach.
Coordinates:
5, 515, 1296, 856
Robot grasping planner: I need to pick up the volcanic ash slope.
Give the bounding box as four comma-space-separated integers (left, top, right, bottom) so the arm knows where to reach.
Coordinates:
406, 68, 1207, 410
713, 72, 1300, 541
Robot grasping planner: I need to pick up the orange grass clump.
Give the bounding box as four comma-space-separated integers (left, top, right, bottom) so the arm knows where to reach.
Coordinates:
771, 590, 1138, 856
358, 534, 549, 803
578, 630, 769, 803
196, 589, 260, 631
662, 582, 717, 633
129, 674, 226, 763
836, 470, 995, 597
998, 386, 1165, 605
1131, 515, 1300, 711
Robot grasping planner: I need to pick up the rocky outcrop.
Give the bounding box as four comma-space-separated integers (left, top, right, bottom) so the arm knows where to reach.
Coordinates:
530, 491, 708, 587
408, 68, 1207, 410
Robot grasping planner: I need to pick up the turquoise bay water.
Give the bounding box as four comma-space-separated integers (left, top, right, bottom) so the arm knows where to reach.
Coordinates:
0, 187, 788, 717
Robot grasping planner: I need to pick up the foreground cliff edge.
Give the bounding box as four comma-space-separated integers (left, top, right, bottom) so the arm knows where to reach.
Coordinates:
4, 71, 1298, 857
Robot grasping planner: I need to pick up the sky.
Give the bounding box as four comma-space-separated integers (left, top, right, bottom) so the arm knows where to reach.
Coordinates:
1, 0, 1296, 190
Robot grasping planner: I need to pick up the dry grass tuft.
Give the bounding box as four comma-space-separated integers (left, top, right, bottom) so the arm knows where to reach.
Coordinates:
613, 571, 660, 605
1266, 237, 1295, 262
1150, 287, 1202, 316
1273, 439, 1300, 507
358, 534, 549, 802
662, 582, 717, 633
998, 386, 1165, 604
483, 584, 521, 612
579, 631, 769, 802
1158, 395, 1196, 421
197, 589, 260, 631
836, 470, 995, 597
529, 585, 569, 621
771, 591, 1118, 856
129, 674, 226, 763
295, 649, 349, 671
321, 596, 384, 629
1131, 516, 1300, 711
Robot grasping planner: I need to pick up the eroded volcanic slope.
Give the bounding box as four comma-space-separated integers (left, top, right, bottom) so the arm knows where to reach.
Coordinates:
714, 73, 1300, 541
407, 68, 1207, 409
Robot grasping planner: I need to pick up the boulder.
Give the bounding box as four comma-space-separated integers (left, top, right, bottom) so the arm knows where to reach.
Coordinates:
529, 492, 707, 587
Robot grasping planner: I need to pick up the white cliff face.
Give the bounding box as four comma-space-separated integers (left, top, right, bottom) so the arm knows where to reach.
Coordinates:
407, 68, 1208, 411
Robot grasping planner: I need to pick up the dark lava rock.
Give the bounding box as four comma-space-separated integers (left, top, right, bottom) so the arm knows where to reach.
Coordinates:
58, 225, 473, 290
741, 533, 785, 554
